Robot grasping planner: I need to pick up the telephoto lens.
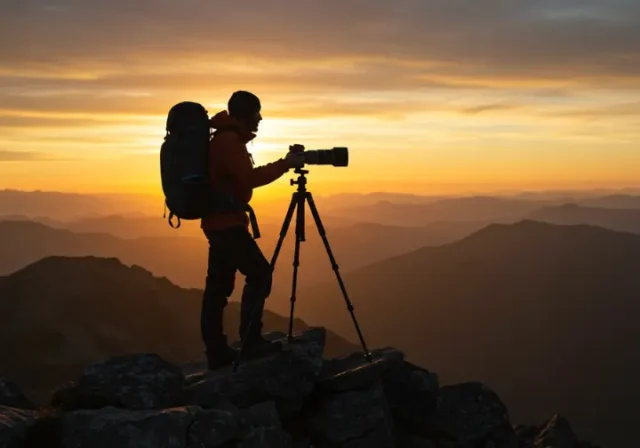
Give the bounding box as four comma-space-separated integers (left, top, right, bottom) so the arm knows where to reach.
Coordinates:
301, 147, 348, 167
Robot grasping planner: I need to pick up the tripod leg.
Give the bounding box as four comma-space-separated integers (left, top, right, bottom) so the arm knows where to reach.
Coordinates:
306, 192, 372, 362
234, 193, 297, 373
288, 193, 305, 341
270, 192, 298, 267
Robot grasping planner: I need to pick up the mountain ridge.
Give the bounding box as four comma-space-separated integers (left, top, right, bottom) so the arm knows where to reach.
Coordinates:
281, 220, 640, 448
529, 203, 640, 234
0, 255, 357, 405
0, 218, 485, 292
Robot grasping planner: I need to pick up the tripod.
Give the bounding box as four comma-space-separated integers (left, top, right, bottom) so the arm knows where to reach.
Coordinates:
233, 167, 372, 371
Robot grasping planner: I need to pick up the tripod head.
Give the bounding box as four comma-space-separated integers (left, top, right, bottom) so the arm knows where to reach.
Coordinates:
290, 167, 309, 191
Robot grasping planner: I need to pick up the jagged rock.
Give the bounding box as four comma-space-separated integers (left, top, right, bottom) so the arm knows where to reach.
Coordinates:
318, 347, 439, 439
0, 406, 39, 448
515, 414, 600, 448
291, 439, 312, 448
2, 324, 597, 448
426, 382, 518, 448
533, 414, 579, 448
52, 353, 185, 411
187, 401, 240, 447
0, 378, 34, 410
382, 360, 439, 432
306, 382, 396, 448
519, 413, 595, 448
59, 406, 192, 448
515, 424, 539, 448
318, 347, 404, 392
59, 401, 293, 448
394, 427, 437, 448
236, 401, 293, 448
230, 331, 288, 350
186, 328, 325, 417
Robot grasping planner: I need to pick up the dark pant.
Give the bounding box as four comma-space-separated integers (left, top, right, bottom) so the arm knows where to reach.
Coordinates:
201, 226, 272, 354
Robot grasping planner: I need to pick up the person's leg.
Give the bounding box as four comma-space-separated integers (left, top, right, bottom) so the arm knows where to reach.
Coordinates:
202, 228, 238, 369
233, 227, 279, 349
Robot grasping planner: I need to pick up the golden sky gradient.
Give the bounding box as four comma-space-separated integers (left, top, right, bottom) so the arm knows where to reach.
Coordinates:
1, 0, 639, 200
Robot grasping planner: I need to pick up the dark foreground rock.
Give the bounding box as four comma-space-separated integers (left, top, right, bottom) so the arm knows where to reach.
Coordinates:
425, 382, 519, 447
59, 406, 192, 448
0, 379, 34, 410
185, 328, 325, 418
52, 353, 184, 411
0, 406, 38, 448
307, 382, 395, 448
515, 414, 601, 448
0, 327, 599, 448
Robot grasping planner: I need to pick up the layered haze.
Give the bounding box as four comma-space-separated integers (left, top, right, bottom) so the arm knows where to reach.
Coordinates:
2, 190, 640, 446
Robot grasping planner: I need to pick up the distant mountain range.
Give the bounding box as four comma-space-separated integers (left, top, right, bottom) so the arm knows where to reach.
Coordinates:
529, 203, 640, 234
0, 256, 356, 404
325, 196, 546, 226
577, 194, 640, 209
3, 188, 640, 224
0, 219, 486, 292
1, 209, 638, 446
0, 213, 206, 239
289, 220, 640, 448
325, 194, 640, 227
0, 220, 208, 286
0, 189, 159, 220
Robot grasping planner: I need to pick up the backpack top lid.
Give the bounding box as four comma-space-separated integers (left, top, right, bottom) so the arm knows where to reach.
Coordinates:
166, 101, 210, 135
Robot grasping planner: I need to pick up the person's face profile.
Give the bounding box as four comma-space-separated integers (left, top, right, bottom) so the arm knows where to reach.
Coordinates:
247, 109, 262, 132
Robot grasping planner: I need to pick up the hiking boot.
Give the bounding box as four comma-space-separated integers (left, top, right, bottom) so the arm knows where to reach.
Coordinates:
240, 334, 283, 359
206, 345, 237, 371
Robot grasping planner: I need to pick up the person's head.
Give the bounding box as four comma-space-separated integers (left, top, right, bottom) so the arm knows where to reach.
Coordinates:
228, 90, 262, 133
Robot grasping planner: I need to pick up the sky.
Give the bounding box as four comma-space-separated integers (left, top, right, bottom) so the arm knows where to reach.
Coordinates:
1, 0, 639, 200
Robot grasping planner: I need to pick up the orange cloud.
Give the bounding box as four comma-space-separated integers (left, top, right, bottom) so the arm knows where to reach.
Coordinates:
2, 1, 639, 84
0, 0, 638, 195
0, 150, 60, 162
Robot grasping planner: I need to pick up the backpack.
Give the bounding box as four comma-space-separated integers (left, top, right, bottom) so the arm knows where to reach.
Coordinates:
160, 101, 258, 233
160, 101, 216, 229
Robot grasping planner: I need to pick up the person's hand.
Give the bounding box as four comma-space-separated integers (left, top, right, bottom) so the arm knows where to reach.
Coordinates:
284, 151, 305, 168
289, 143, 305, 153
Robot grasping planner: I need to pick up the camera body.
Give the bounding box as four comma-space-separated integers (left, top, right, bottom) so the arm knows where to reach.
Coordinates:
289, 145, 349, 167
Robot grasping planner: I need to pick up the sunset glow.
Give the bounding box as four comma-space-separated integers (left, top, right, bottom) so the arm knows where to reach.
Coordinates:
1, 0, 638, 200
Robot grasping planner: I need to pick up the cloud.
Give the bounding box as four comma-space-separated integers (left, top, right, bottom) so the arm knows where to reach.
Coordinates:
0, 0, 638, 141
546, 101, 640, 119
0, 114, 137, 129
458, 103, 523, 115
0, 150, 60, 161
1, 0, 639, 84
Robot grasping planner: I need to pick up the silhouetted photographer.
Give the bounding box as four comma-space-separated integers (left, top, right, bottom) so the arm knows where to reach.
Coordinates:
162, 91, 303, 369
160, 90, 369, 372
200, 91, 308, 369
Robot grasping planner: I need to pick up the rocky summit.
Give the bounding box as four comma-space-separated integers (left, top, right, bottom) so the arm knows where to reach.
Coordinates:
0, 327, 599, 448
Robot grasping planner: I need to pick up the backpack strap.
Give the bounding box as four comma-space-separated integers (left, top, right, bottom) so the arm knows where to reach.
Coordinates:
163, 199, 181, 229
167, 211, 181, 229
246, 204, 260, 239
168, 211, 181, 229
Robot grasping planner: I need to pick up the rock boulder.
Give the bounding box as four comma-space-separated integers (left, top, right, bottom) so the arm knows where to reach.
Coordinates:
0, 327, 599, 448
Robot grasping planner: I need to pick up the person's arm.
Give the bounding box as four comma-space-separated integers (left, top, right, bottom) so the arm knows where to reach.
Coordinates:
250, 158, 290, 188
216, 134, 296, 200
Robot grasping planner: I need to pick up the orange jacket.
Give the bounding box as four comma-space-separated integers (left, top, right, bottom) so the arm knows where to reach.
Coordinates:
201, 110, 289, 231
